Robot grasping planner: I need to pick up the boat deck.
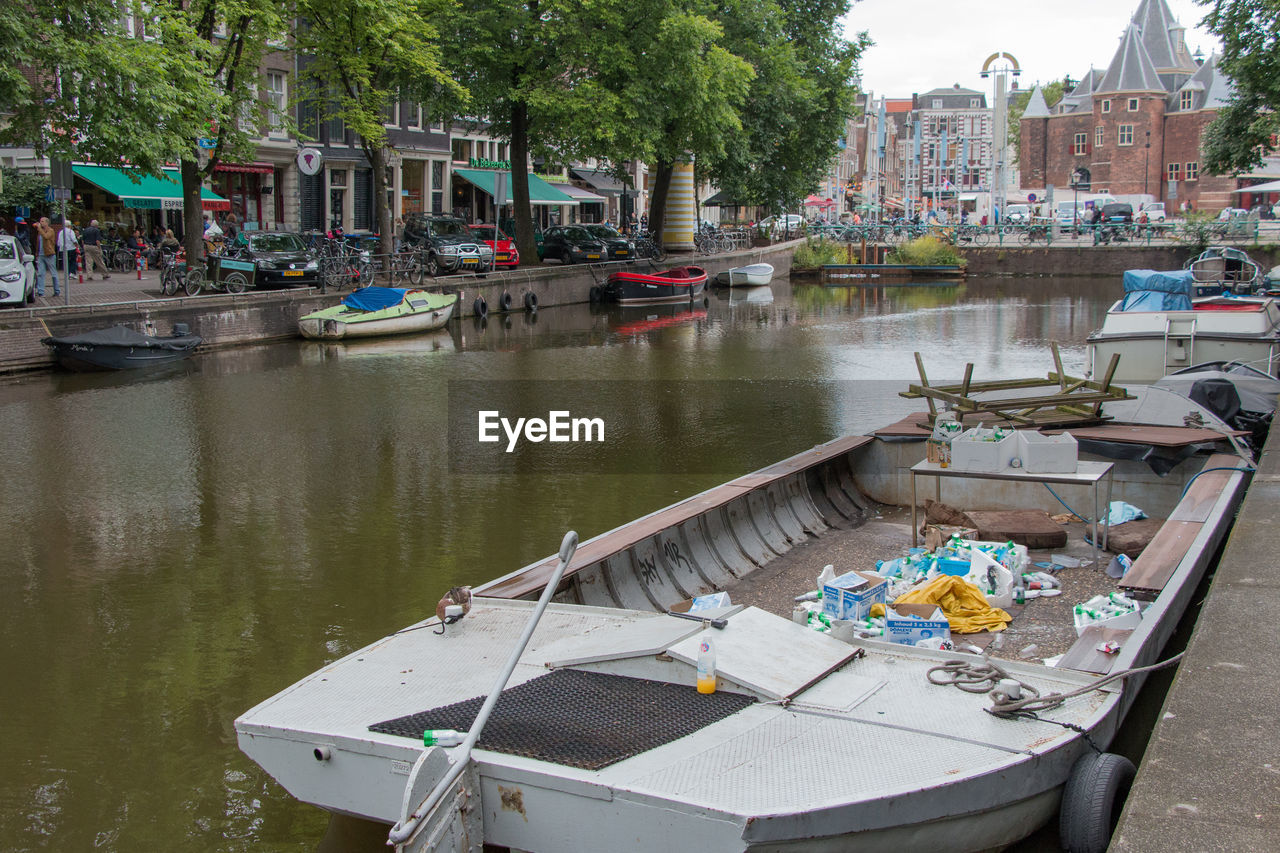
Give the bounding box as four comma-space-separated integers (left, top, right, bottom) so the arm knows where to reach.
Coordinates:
721, 504, 1121, 662
236, 597, 1111, 837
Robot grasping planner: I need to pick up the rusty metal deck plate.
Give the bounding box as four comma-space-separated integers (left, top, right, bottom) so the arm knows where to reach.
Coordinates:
368, 669, 755, 770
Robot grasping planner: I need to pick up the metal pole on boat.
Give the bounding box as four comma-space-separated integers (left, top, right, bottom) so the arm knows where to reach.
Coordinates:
387, 530, 579, 847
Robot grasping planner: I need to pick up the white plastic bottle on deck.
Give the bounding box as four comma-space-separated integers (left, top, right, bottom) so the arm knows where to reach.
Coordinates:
696, 634, 717, 694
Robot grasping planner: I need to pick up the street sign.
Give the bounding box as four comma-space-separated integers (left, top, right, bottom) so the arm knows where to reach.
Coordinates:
493, 171, 508, 206
1027, 192, 1037, 202
45, 187, 72, 202
1168, 180, 1178, 200
50, 157, 73, 189
297, 147, 322, 176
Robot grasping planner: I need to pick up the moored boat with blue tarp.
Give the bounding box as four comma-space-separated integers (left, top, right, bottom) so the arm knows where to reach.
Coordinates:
298, 287, 458, 340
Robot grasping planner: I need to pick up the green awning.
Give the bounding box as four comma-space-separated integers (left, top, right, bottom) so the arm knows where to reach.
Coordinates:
73, 164, 229, 211
452, 168, 575, 206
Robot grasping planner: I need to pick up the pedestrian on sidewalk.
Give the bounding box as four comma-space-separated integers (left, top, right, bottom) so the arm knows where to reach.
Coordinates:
34, 216, 60, 297
57, 221, 78, 277
81, 219, 111, 279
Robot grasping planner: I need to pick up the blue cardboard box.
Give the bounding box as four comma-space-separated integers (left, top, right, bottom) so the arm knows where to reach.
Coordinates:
822, 571, 888, 621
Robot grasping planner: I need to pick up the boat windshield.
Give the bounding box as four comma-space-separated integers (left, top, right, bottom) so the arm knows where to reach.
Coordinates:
249, 233, 307, 253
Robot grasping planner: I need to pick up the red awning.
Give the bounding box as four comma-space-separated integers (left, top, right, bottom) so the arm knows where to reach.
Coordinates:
803, 194, 836, 208
215, 162, 275, 174
201, 198, 232, 211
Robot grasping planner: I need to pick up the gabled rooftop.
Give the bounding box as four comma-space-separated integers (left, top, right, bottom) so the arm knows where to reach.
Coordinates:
1170, 53, 1233, 112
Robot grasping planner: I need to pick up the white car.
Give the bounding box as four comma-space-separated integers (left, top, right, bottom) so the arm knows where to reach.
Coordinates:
759, 214, 804, 232
1218, 207, 1249, 221
1141, 203, 1166, 222
0, 235, 36, 307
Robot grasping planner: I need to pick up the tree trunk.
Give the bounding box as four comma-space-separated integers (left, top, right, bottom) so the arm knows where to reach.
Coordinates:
368, 143, 394, 262
181, 157, 205, 263
647, 159, 674, 246
509, 101, 540, 266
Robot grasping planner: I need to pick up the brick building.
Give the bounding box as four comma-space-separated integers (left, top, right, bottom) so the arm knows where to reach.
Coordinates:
1019, 0, 1263, 213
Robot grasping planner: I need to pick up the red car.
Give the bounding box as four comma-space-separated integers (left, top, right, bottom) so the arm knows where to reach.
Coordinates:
469, 225, 520, 268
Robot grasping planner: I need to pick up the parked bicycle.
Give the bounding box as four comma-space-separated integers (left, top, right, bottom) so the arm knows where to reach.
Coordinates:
632, 231, 667, 262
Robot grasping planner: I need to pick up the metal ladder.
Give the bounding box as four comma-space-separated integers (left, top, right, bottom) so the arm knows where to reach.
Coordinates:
1163, 315, 1197, 374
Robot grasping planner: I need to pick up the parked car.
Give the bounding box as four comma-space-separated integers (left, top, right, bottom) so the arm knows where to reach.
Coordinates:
1004, 203, 1032, 224
226, 231, 320, 288
758, 214, 804, 233
1140, 202, 1166, 222
1100, 202, 1134, 225
401, 213, 494, 275
539, 225, 609, 264
468, 224, 519, 268
1218, 207, 1249, 221
580, 224, 636, 261
0, 234, 38, 306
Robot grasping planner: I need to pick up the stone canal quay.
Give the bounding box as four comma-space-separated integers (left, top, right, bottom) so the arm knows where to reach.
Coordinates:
1, 240, 1277, 375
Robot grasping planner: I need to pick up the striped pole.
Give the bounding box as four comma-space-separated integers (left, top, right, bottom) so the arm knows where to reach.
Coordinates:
661, 162, 696, 252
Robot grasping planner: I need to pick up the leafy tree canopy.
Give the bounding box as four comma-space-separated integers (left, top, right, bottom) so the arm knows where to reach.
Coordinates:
1008, 76, 1071, 151
1198, 0, 1280, 175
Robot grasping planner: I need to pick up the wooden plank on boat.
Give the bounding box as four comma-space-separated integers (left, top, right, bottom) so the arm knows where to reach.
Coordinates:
1057, 627, 1135, 675
1167, 454, 1248, 523
479, 436, 874, 600
1065, 424, 1248, 447
665, 607, 863, 701
963, 510, 1068, 549
1119, 520, 1202, 597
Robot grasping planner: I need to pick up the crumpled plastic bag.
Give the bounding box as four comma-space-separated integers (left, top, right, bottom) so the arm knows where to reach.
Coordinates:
890, 575, 1013, 634
1107, 501, 1147, 526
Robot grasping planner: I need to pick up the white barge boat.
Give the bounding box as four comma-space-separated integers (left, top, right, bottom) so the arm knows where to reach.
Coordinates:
1086, 269, 1280, 381
237, 386, 1253, 853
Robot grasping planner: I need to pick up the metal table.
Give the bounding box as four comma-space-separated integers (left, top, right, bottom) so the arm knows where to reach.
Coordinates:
910, 460, 1115, 553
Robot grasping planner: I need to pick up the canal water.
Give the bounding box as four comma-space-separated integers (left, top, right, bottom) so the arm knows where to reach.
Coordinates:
0, 275, 1120, 851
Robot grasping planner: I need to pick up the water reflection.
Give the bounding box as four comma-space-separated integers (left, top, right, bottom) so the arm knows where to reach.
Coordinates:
0, 273, 1120, 850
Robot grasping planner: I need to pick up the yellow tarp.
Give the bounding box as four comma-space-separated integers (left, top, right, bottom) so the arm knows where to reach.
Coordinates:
888, 575, 1013, 634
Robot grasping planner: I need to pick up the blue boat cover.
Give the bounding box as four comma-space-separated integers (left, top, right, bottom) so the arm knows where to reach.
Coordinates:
341, 287, 409, 312
1118, 269, 1193, 311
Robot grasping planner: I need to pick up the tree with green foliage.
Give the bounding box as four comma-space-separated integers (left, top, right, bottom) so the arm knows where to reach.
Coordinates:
699, 0, 865, 221
1, 2, 289, 262
1198, 0, 1280, 175
295, 0, 465, 257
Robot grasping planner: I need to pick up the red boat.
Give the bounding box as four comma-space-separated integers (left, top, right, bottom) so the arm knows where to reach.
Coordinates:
603, 265, 708, 304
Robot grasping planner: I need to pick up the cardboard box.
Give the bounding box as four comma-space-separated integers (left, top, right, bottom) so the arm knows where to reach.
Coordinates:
1018, 431, 1079, 474
822, 571, 888, 621
884, 603, 952, 646
671, 592, 731, 613
950, 428, 1018, 473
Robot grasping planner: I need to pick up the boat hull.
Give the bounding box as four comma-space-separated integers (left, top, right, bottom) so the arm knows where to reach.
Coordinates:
605, 266, 708, 304
714, 263, 775, 287
298, 293, 457, 340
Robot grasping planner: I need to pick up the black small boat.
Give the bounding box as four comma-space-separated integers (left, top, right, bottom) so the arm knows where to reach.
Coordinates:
41, 324, 203, 371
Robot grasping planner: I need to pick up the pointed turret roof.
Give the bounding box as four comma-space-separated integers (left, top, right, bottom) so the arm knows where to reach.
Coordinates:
1131, 0, 1196, 72
1058, 69, 1104, 114
1021, 86, 1051, 119
1097, 23, 1165, 93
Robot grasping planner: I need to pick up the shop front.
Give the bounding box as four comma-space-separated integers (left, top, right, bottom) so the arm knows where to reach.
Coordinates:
72, 164, 229, 237
211, 162, 277, 231
450, 168, 575, 228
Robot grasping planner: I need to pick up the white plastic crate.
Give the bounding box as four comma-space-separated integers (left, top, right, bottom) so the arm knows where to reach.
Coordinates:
950, 428, 1018, 473
1017, 431, 1079, 474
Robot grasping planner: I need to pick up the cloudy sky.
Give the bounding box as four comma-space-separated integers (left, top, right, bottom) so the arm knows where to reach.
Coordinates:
842, 0, 1222, 99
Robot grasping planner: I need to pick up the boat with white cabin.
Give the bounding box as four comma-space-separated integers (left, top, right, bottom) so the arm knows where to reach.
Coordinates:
1086, 268, 1280, 381
236, 379, 1254, 853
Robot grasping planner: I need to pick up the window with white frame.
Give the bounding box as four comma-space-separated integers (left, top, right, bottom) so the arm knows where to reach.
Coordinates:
1127, 97, 1139, 111
383, 98, 399, 127
1073, 133, 1088, 155
970, 98, 980, 108
1167, 162, 1182, 181
931, 99, 942, 108
1101, 99, 1111, 113
1095, 125, 1104, 146
1186, 161, 1198, 180
407, 103, 423, 130
239, 84, 258, 135
1179, 90, 1193, 110
1118, 125, 1134, 145
266, 72, 287, 138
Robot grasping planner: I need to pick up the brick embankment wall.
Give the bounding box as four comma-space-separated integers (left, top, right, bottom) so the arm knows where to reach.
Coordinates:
961, 245, 1280, 277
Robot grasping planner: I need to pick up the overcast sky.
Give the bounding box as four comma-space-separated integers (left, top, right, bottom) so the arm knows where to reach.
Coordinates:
842, 0, 1222, 100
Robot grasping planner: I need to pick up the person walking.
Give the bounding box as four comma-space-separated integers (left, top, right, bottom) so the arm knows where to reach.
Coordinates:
57, 220, 79, 279
34, 216, 60, 297
81, 219, 111, 279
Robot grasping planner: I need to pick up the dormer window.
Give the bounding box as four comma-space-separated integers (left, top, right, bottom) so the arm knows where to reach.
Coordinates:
932, 99, 942, 109
1101, 99, 1111, 113
1180, 90, 1193, 110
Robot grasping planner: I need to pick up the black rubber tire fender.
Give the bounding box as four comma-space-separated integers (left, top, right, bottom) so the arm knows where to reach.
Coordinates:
497, 291, 513, 312
1059, 751, 1136, 853
472, 296, 488, 319
588, 285, 603, 303
523, 290, 538, 312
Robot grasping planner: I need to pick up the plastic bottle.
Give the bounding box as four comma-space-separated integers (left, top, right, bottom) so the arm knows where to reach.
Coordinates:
423, 729, 466, 747
696, 634, 717, 694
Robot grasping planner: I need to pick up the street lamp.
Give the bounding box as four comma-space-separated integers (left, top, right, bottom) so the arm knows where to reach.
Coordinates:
1143, 130, 1151, 198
